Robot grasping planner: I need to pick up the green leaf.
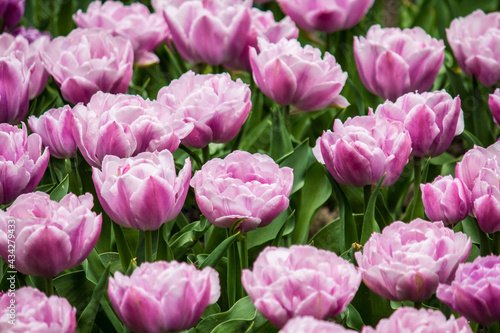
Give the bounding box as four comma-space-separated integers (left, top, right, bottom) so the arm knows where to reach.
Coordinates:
53, 270, 95, 315
360, 177, 384, 245
270, 105, 293, 161
78, 264, 111, 332
279, 139, 314, 194
84, 249, 105, 285
247, 209, 294, 249
112, 223, 134, 272
156, 222, 175, 261
198, 232, 239, 270
310, 218, 343, 255
345, 304, 364, 331
49, 174, 69, 202
170, 217, 211, 259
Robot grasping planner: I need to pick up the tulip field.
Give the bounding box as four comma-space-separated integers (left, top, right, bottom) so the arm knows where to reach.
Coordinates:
2, 0, 500, 332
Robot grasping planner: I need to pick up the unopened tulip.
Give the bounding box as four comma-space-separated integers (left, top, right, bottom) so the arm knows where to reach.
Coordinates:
108, 260, 220, 333
0, 287, 76, 332
361, 307, 472, 333
355, 219, 471, 302
157, 71, 251, 148
93, 151, 191, 231
72, 92, 193, 168
0, 192, 102, 278
0, 32, 50, 100
0, 123, 49, 204
40, 28, 133, 104
313, 113, 411, 187
421, 175, 469, 225
277, 0, 374, 33
437, 255, 500, 326
376, 90, 463, 157
250, 38, 348, 112
242, 245, 361, 328
74, 0, 169, 66
0, 0, 24, 31
354, 25, 444, 101
280, 316, 357, 333
489, 88, 500, 127
225, 7, 298, 72
0, 51, 29, 124
28, 105, 77, 159
447, 10, 500, 87
153, 0, 251, 65
191, 150, 293, 232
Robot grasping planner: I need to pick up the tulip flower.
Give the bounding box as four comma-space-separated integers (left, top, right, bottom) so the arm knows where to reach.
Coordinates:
108, 260, 220, 333
0, 0, 24, 31
355, 219, 471, 302
250, 38, 348, 112
242, 245, 361, 328
0, 192, 102, 278
0, 123, 49, 205
437, 255, 500, 326
12, 26, 51, 43
421, 175, 469, 225
74, 0, 169, 66
489, 88, 500, 127
277, 0, 374, 33
191, 150, 293, 232
447, 10, 500, 87
0, 51, 29, 124
93, 151, 191, 231
28, 105, 77, 159
153, 0, 251, 65
280, 316, 357, 333
0, 287, 76, 332
157, 71, 251, 148
361, 307, 472, 333
313, 112, 412, 187
40, 28, 133, 104
354, 25, 444, 101
72, 92, 193, 168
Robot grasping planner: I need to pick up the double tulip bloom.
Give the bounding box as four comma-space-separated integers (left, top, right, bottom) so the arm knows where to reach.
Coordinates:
93, 151, 191, 231
250, 38, 348, 112
0, 287, 76, 332
355, 219, 471, 302
280, 316, 356, 333
74, 0, 169, 66
375, 90, 463, 158
40, 28, 134, 104
242, 245, 361, 328
313, 113, 411, 188
0, 0, 24, 31
153, 0, 251, 65
157, 71, 251, 149
108, 260, 220, 333
277, 0, 374, 33
0, 192, 102, 278
191, 150, 293, 232
0, 123, 49, 205
354, 25, 444, 101
447, 10, 500, 87
0, 51, 29, 124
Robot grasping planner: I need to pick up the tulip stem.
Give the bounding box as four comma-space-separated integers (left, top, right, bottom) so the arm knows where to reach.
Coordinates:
411, 156, 422, 220
493, 232, 500, 255
414, 301, 422, 309
202, 146, 210, 164
45, 277, 53, 297
479, 229, 491, 256
227, 229, 242, 307
238, 236, 248, 270
144, 230, 153, 262
363, 185, 372, 212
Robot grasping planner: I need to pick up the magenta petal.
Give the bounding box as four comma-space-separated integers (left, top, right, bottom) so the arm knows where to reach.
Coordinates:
375, 51, 411, 101
60, 76, 101, 105
262, 58, 297, 106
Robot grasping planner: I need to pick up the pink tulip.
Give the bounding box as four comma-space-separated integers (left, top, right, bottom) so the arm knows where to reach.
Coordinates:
437, 255, 500, 326
93, 151, 191, 231
354, 25, 444, 101
456, 141, 500, 233
157, 71, 251, 148
0, 32, 50, 100
0, 287, 76, 332
74, 0, 169, 66
72, 92, 193, 168
0, 192, 102, 278
191, 150, 293, 232
375, 90, 463, 157
421, 175, 469, 226
0, 123, 49, 204
28, 105, 77, 159
109, 260, 220, 333
0, 51, 29, 124
277, 0, 374, 33
153, 0, 251, 65
40, 28, 133, 104
250, 38, 348, 112
361, 307, 472, 333
12, 26, 51, 43
280, 316, 357, 333
224, 7, 298, 72
488, 88, 500, 127
0, 0, 24, 31
242, 245, 361, 328
447, 10, 500, 86
313, 113, 411, 187
355, 219, 471, 302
